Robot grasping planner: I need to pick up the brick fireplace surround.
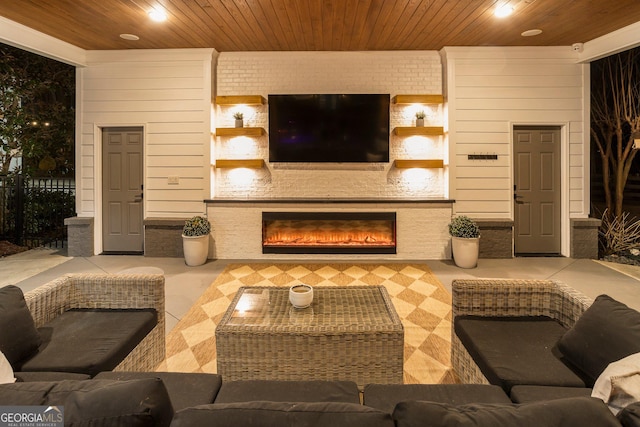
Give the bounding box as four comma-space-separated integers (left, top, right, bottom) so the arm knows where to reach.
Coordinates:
205, 199, 453, 260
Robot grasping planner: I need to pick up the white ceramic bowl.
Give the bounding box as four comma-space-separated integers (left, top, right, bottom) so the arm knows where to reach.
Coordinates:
289, 284, 313, 308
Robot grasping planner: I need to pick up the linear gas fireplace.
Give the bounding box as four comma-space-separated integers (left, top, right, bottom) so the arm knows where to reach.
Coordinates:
262, 212, 396, 254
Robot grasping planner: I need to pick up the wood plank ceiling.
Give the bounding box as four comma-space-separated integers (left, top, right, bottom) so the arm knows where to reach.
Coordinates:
0, 0, 639, 52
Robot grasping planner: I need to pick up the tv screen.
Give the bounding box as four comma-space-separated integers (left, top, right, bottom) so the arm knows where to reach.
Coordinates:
268, 94, 390, 163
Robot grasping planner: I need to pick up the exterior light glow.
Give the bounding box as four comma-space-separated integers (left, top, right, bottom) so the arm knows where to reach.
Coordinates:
495, 4, 514, 18
148, 8, 168, 22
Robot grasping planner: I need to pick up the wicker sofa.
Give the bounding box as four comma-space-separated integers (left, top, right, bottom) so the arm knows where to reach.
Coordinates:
0, 377, 625, 427
451, 278, 593, 387
4, 273, 165, 376
2, 276, 638, 426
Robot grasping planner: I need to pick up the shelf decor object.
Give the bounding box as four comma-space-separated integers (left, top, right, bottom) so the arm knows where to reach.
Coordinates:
392, 94, 444, 104
216, 95, 265, 105
393, 126, 444, 136
233, 112, 244, 128
216, 159, 264, 169
395, 159, 444, 169
215, 127, 265, 137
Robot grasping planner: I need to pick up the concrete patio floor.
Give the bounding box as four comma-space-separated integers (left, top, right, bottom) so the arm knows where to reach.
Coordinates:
4, 248, 640, 334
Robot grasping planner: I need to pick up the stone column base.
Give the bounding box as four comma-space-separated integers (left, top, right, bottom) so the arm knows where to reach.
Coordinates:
571, 218, 601, 259
64, 216, 94, 257
144, 218, 186, 258
475, 219, 514, 259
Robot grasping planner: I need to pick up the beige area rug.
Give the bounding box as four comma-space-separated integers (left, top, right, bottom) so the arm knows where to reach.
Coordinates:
158, 263, 456, 384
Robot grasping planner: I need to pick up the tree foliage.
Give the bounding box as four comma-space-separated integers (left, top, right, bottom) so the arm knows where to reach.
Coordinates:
591, 49, 640, 218
0, 44, 75, 176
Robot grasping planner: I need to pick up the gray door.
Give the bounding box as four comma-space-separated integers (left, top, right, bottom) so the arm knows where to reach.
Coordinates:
513, 126, 561, 255
102, 127, 144, 253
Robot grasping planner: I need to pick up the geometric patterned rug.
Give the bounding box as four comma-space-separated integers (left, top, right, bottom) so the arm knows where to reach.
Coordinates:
157, 263, 457, 384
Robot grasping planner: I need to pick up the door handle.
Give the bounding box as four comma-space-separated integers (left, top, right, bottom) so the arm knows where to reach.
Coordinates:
514, 194, 524, 204
134, 193, 143, 203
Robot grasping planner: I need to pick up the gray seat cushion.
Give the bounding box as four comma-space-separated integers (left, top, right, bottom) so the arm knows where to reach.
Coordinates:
20, 309, 157, 376
171, 401, 394, 427
392, 397, 620, 427
363, 384, 510, 414
95, 371, 222, 411
0, 378, 173, 427
619, 401, 640, 427
509, 385, 592, 403
215, 380, 360, 404
455, 316, 587, 392
15, 371, 91, 382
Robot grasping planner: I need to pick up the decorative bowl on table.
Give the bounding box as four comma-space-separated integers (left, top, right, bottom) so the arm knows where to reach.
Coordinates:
289, 284, 313, 308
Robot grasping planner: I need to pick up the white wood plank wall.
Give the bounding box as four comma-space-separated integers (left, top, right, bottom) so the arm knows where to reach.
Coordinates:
441, 47, 589, 220
76, 48, 216, 218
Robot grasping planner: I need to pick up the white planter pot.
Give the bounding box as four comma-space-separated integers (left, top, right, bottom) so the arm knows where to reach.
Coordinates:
182, 234, 209, 266
451, 236, 480, 269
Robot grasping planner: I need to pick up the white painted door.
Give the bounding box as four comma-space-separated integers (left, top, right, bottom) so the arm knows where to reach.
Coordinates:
102, 127, 144, 253
513, 126, 561, 255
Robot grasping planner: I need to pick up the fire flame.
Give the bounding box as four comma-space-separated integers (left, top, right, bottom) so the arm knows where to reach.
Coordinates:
263, 220, 395, 247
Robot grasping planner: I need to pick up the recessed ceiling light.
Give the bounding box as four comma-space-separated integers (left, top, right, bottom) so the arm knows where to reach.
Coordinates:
495, 4, 515, 18
120, 33, 140, 41
521, 29, 543, 37
148, 8, 168, 22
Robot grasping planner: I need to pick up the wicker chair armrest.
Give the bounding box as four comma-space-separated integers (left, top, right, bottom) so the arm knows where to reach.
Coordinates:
452, 278, 593, 328
24, 273, 165, 329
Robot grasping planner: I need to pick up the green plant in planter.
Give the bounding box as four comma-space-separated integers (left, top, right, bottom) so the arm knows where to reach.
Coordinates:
233, 112, 243, 120
183, 216, 211, 237
449, 215, 480, 238
415, 110, 426, 120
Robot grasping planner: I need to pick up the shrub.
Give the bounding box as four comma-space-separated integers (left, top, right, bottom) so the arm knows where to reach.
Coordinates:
183, 216, 211, 237
599, 209, 640, 256
448, 215, 480, 238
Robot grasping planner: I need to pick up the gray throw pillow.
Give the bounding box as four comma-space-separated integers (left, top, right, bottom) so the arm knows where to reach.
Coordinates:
557, 295, 640, 384
0, 285, 42, 367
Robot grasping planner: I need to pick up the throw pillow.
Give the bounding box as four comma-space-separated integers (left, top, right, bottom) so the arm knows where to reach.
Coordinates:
392, 397, 620, 427
592, 352, 640, 415
0, 285, 42, 367
557, 294, 640, 383
0, 351, 15, 384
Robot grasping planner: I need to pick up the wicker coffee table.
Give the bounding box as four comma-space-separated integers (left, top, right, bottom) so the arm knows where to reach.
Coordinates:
215, 285, 404, 388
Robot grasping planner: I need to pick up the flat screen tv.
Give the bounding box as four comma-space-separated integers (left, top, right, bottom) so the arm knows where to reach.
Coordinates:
268, 94, 390, 163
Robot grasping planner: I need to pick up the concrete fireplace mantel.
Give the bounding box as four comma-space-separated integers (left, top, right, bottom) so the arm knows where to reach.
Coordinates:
205, 198, 454, 260
205, 198, 454, 205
